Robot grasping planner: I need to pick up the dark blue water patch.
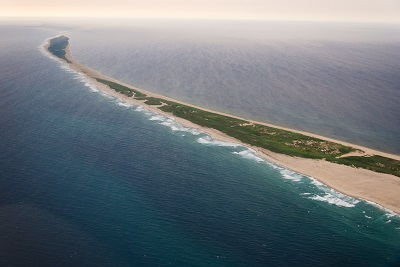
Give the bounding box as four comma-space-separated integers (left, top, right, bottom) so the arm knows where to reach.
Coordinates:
0, 66, 220, 265
47, 35, 70, 62
1, 27, 400, 266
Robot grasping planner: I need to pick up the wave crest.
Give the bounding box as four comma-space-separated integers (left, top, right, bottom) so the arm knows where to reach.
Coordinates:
233, 149, 264, 163
197, 136, 240, 147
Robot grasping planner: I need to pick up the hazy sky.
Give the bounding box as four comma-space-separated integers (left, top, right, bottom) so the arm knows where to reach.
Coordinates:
1, 0, 400, 23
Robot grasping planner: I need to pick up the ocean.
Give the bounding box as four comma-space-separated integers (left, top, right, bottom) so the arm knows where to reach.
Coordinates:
0, 24, 400, 266
70, 20, 400, 154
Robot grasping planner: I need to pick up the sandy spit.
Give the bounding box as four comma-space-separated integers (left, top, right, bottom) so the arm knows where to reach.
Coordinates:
44, 37, 400, 215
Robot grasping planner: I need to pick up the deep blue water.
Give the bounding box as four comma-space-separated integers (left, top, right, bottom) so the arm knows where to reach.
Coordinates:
0, 26, 400, 266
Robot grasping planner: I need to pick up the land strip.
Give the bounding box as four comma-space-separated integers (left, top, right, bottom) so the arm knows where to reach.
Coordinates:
45, 35, 400, 214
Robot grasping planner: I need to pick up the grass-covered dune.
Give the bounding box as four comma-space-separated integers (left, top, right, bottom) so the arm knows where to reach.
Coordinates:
94, 78, 400, 177
46, 35, 400, 178
95, 78, 147, 98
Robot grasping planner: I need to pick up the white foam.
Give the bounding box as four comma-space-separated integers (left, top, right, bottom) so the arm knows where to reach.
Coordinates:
386, 213, 396, 219
84, 82, 99, 92
54, 59, 105, 95
134, 106, 155, 116
160, 120, 179, 130
147, 114, 201, 135
364, 200, 399, 219
310, 178, 324, 187
298, 177, 361, 208
280, 169, 304, 182
101, 92, 114, 99
149, 115, 165, 121
233, 149, 264, 163
61, 65, 77, 73
309, 193, 358, 208
306, 185, 360, 208
264, 161, 305, 182
197, 136, 240, 147
159, 120, 201, 135
40, 39, 106, 96
117, 102, 132, 108
135, 106, 145, 112
38, 40, 60, 63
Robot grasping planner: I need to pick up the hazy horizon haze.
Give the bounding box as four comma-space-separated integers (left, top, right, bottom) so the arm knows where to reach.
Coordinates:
1, 0, 399, 23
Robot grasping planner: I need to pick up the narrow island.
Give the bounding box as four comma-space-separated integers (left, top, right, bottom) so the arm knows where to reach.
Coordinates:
45, 35, 400, 214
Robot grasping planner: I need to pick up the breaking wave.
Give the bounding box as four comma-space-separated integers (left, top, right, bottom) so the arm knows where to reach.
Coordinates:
117, 102, 133, 108
306, 178, 360, 208
232, 149, 265, 163
197, 136, 240, 147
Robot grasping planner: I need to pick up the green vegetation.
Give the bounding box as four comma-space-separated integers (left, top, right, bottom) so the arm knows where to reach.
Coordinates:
143, 97, 163, 105
48, 36, 71, 63
159, 102, 353, 158
331, 155, 400, 177
50, 35, 400, 177
93, 77, 400, 177
95, 78, 147, 98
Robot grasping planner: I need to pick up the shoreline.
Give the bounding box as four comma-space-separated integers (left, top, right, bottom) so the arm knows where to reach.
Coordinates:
44, 36, 400, 215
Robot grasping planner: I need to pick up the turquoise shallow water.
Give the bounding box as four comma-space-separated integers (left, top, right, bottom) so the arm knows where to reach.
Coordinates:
0, 26, 400, 266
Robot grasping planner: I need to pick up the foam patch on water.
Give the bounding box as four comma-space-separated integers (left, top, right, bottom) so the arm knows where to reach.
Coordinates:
233, 149, 265, 163
141, 112, 201, 135
149, 115, 165, 121
264, 162, 361, 208
134, 106, 153, 116
265, 162, 305, 182
53, 60, 105, 95
309, 193, 359, 208
73, 74, 103, 94
160, 119, 182, 131
306, 178, 360, 208
197, 136, 240, 147
364, 200, 399, 221
84, 82, 99, 92
280, 169, 304, 182
160, 119, 201, 135
117, 102, 133, 108
61, 64, 77, 73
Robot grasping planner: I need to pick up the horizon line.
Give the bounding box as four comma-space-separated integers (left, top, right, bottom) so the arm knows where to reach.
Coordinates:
1, 16, 400, 25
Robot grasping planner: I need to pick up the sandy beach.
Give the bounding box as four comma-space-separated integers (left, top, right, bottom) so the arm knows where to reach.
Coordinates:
45, 37, 400, 215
